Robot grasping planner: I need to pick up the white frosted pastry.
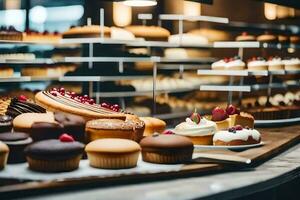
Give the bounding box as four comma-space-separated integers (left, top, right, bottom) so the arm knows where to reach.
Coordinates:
168, 34, 209, 46
110, 27, 135, 40
283, 58, 300, 71
213, 128, 261, 146
225, 59, 245, 70
268, 57, 284, 71
247, 60, 268, 71
174, 117, 217, 137
211, 59, 226, 70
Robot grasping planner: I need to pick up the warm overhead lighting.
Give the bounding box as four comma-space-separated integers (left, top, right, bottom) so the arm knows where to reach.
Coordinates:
113, 2, 132, 27
264, 3, 276, 20
123, 0, 157, 7
183, 1, 201, 16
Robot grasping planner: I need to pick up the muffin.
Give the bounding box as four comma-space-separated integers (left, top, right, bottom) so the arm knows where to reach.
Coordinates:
24, 134, 84, 172
85, 138, 140, 169
173, 111, 217, 145
0, 132, 32, 163
140, 134, 194, 164
140, 117, 166, 136
0, 115, 13, 133
85, 116, 145, 143
0, 141, 9, 170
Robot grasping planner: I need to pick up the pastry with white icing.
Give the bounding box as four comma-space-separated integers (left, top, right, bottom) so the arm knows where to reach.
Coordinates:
213, 125, 261, 146
174, 111, 217, 145
282, 58, 300, 71
247, 57, 268, 71
211, 57, 245, 70
268, 57, 284, 71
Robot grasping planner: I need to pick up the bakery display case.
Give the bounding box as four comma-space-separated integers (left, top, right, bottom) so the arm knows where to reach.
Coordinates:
0, 0, 300, 199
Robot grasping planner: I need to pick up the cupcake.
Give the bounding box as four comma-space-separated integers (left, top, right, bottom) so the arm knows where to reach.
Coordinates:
0, 132, 32, 163
0, 115, 13, 133
247, 57, 268, 71
85, 138, 140, 169
267, 56, 284, 71
0, 141, 9, 170
85, 116, 145, 143
24, 134, 84, 172
140, 134, 194, 164
173, 111, 217, 145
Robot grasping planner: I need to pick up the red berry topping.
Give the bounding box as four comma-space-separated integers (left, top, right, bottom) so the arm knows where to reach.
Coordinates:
212, 107, 228, 121
226, 104, 240, 115
52, 87, 58, 91
18, 95, 27, 102
190, 110, 201, 124
101, 102, 110, 108
235, 125, 243, 130
50, 91, 58, 96
228, 127, 236, 133
89, 99, 95, 105
59, 133, 74, 142
223, 57, 229, 63
59, 87, 65, 93
163, 130, 174, 135
70, 91, 76, 97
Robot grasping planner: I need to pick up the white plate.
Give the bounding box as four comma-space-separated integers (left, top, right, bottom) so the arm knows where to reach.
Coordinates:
194, 141, 265, 150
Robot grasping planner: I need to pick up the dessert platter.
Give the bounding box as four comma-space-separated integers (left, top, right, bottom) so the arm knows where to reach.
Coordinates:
0, 90, 299, 197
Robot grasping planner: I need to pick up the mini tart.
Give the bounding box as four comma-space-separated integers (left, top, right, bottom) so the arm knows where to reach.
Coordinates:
35, 91, 125, 121
0, 132, 32, 163
140, 134, 194, 164
229, 112, 254, 129
140, 117, 166, 136
0, 115, 13, 133
173, 118, 217, 145
85, 115, 145, 143
62, 25, 111, 38
124, 26, 170, 41
85, 139, 140, 169
213, 128, 261, 146
24, 139, 84, 172
0, 141, 9, 170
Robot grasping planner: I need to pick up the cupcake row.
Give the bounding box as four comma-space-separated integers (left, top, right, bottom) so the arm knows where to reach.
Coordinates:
212, 56, 300, 71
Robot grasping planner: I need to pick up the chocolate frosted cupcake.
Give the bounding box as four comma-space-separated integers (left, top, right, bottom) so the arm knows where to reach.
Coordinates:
25, 134, 84, 172
140, 134, 194, 164
0, 132, 32, 163
54, 112, 86, 143
0, 115, 13, 133
31, 122, 64, 141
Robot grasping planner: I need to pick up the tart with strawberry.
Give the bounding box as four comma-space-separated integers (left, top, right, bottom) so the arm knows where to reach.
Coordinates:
213, 125, 261, 146
174, 110, 217, 145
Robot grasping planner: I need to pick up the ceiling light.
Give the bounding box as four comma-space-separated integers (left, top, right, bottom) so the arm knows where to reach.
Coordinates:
123, 0, 157, 7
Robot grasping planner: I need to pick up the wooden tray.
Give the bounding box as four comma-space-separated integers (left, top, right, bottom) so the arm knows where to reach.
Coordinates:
1, 125, 299, 198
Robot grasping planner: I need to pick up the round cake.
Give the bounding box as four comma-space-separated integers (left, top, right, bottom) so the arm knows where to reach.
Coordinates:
140, 134, 194, 164
35, 88, 126, 121
85, 116, 145, 143
0, 141, 9, 170
85, 138, 140, 169
140, 117, 166, 136
173, 111, 217, 145
0, 132, 32, 163
236, 32, 256, 41
213, 126, 261, 146
24, 134, 85, 172
247, 57, 268, 71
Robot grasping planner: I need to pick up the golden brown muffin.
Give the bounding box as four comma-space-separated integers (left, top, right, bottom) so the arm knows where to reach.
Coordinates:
85, 139, 140, 169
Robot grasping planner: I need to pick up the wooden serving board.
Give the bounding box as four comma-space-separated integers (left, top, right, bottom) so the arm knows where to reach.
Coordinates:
0, 126, 299, 198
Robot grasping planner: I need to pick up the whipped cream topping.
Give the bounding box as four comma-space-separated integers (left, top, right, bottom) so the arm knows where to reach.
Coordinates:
213, 128, 261, 142
248, 60, 268, 67
174, 117, 217, 136
225, 59, 245, 69
268, 58, 283, 66
212, 60, 226, 68
282, 58, 300, 65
